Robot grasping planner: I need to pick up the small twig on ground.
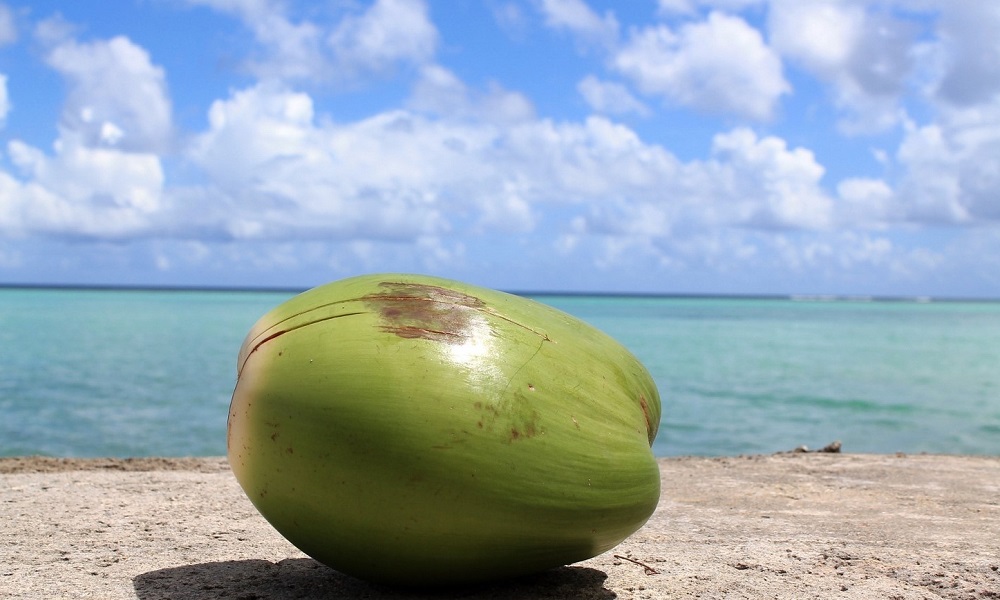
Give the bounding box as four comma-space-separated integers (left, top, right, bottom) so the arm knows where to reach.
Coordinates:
614, 554, 660, 575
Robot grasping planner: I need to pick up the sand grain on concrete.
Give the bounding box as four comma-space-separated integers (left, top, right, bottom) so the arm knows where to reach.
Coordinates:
2, 453, 998, 599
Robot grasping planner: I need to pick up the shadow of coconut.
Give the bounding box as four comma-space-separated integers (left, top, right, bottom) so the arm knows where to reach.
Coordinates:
133, 557, 616, 600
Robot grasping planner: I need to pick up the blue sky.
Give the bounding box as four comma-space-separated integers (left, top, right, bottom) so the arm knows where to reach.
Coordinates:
0, 0, 999, 296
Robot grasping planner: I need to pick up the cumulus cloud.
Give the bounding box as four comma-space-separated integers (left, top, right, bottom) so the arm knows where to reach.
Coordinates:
177, 72, 845, 260
0, 73, 9, 127
768, 0, 917, 133
543, 131, 837, 275
188, 82, 459, 241
577, 75, 650, 116
408, 65, 535, 123
762, 0, 1000, 230
767, 0, 862, 74
875, 3, 1000, 229
0, 2, 15, 46
185, 83, 679, 242
3, 0, 999, 292
933, 3, 1000, 107
0, 68, 862, 277
613, 12, 789, 120
0, 29, 171, 239
183, 0, 324, 80
708, 128, 832, 229
43, 35, 172, 152
536, 0, 619, 48
895, 110, 1000, 225
3, 134, 165, 238
185, 0, 437, 82
657, 0, 765, 15
328, 0, 438, 76
836, 177, 895, 227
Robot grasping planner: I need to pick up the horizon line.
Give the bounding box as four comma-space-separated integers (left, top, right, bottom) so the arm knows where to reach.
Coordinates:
1, 282, 998, 303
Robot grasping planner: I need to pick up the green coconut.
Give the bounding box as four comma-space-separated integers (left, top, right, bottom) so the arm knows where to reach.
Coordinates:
228, 273, 661, 586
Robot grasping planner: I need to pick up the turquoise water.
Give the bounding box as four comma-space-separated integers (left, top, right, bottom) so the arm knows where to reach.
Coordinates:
1, 288, 998, 457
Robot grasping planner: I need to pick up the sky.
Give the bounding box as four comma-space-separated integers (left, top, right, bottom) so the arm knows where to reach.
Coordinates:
0, 1, 999, 296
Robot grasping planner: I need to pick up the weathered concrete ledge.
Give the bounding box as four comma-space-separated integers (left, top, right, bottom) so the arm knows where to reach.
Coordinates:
2, 454, 998, 599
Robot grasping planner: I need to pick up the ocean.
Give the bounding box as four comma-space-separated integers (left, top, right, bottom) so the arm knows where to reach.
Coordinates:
1, 287, 998, 458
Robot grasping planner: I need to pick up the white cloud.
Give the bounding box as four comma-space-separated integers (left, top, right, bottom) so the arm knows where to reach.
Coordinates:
779, 231, 893, 271
537, 0, 619, 48
0, 2, 16, 46
765, 0, 1000, 228
32, 14, 75, 46
768, 0, 918, 134
767, 0, 862, 74
408, 65, 534, 123
180, 75, 841, 257
0, 73, 9, 128
5, 0, 998, 292
933, 3, 1000, 107
613, 11, 789, 120
328, 0, 438, 76
656, 0, 696, 14
657, 0, 765, 15
545, 124, 834, 253
189, 82, 318, 191
894, 104, 1000, 225
499, 115, 681, 204
188, 82, 455, 241
916, 2, 1000, 226
836, 177, 895, 226
43, 35, 172, 152
3, 133, 165, 238
0, 31, 170, 239
474, 181, 537, 234
708, 128, 832, 229
185, 83, 678, 243
491, 2, 528, 40
182, 0, 324, 80
577, 75, 650, 116
895, 123, 967, 224
185, 0, 436, 82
